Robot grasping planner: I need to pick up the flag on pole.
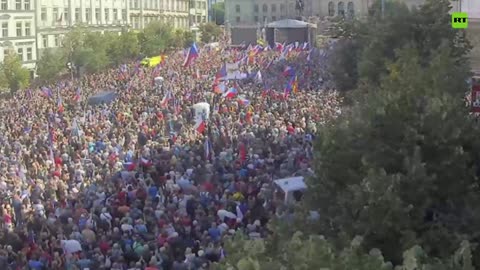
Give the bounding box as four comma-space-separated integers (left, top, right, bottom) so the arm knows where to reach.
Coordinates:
254, 70, 263, 83
161, 91, 173, 107
194, 116, 206, 134
41, 87, 53, 98
222, 87, 238, 98
204, 137, 213, 161
74, 87, 81, 102
237, 96, 250, 106
57, 96, 64, 113
183, 43, 199, 67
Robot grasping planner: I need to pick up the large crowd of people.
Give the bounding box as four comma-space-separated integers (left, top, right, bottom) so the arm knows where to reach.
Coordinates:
0, 41, 341, 269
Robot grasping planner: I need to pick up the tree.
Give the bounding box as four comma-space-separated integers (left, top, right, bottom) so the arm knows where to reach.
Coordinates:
140, 21, 175, 56
199, 22, 222, 43
0, 50, 30, 94
328, 0, 470, 91
36, 48, 66, 81
212, 2, 225, 25
172, 29, 196, 48
108, 31, 141, 65
213, 232, 475, 270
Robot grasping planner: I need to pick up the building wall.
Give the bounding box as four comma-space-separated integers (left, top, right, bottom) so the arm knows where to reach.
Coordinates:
0, 0, 37, 70
190, 0, 208, 26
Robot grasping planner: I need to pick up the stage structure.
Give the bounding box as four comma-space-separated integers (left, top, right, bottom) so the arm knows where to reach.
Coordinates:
265, 19, 317, 48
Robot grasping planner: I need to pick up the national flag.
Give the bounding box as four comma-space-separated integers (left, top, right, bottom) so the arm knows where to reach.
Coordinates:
222, 87, 238, 99
302, 42, 309, 51
237, 96, 250, 106
275, 42, 284, 51
215, 64, 227, 81
57, 97, 64, 113
283, 66, 295, 77
161, 91, 173, 107
204, 138, 212, 161
41, 87, 53, 98
71, 118, 80, 137
194, 117, 206, 134
183, 43, 199, 67
140, 157, 153, 167
174, 98, 181, 114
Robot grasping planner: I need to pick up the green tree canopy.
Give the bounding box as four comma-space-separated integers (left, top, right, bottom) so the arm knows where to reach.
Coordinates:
36, 48, 66, 82
199, 22, 223, 43
0, 50, 30, 93
329, 0, 470, 91
214, 232, 475, 270
212, 2, 225, 25
140, 21, 175, 56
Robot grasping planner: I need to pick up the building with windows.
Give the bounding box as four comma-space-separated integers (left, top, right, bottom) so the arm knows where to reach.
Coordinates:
190, 0, 208, 26
0, 0, 37, 71
130, 0, 189, 30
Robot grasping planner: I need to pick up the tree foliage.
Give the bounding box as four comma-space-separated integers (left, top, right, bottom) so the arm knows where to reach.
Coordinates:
199, 22, 223, 43
0, 50, 30, 93
139, 21, 176, 56
329, 0, 471, 91
212, 2, 225, 25
36, 48, 66, 82
214, 232, 474, 270
307, 0, 479, 265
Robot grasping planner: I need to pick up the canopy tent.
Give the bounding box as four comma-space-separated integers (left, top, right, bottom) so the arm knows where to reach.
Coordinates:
273, 176, 307, 204
265, 19, 317, 48
87, 91, 118, 106
192, 102, 210, 120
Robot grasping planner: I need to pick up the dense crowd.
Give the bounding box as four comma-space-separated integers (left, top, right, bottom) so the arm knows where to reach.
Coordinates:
0, 42, 341, 269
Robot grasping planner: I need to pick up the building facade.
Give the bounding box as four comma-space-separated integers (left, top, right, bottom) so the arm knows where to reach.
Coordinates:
0, 0, 37, 70
225, 0, 427, 27
190, 0, 208, 26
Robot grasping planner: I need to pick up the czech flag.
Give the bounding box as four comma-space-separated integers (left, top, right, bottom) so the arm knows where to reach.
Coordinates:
283, 66, 295, 77
194, 117, 206, 134
161, 91, 173, 107
41, 87, 53, 98
275, 42, 284, 51
57, 97, 64, 113
222, 87, 238, 99
183, 43, 199, 67
140, 157, 153, 167
204, 138, 212, 161
237, 96, 250, 106
215, 64, 227, 82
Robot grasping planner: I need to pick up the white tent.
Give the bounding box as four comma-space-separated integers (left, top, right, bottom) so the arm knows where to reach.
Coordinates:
192, 102, 210, 120
273, 176, 307, 203
154, 76, 164, 85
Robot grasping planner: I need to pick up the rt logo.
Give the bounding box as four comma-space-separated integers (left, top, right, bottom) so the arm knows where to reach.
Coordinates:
452, 12, 468, 29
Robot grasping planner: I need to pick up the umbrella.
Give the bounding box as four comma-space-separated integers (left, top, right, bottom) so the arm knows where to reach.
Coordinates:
61, 240, 82, 254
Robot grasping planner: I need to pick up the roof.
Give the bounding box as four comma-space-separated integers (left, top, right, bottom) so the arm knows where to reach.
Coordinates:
274, 177, 307, 192
267, 19, 317, 29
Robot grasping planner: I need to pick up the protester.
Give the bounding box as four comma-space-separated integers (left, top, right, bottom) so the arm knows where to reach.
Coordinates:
0, 42, 341, 269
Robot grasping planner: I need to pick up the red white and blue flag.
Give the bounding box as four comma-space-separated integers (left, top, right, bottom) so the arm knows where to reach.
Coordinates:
183, 43, 199, 67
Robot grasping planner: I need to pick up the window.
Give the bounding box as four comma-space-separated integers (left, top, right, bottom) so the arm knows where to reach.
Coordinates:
1, 0, 7, 10
54, 34, 59, 46
122, 9, 127, 21
16, 0, 21, 10
271, 4, 276, 13
42, 35, 48, 48
280, 4, 285, 13
16, 22, 22, 36
105, 8, 109, 21
86, 8, 91, 21
272, 16, 276, 21
328, 1, 334, 16
1, 22, 8, 37
347, 2, 354, 18
338, 2, 345, 16
64, 8, 69, 21
24, 0, 30, 10
134, 0, 139, 8
75, 8, 80, 21
254, 16, 258, 22
254, 4, 258, 12
41, 7, 47, 20
236, 16, 240, 23
53, 8, 59, 21
263, 16, 266, 22
235, 4, 240, 13
95, 8, 100, 21
113, 9, 118, 20
26, 47, 32, 60
17, 48, 23, 61
25, 22, 30, 36
262, 4, 267, 12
